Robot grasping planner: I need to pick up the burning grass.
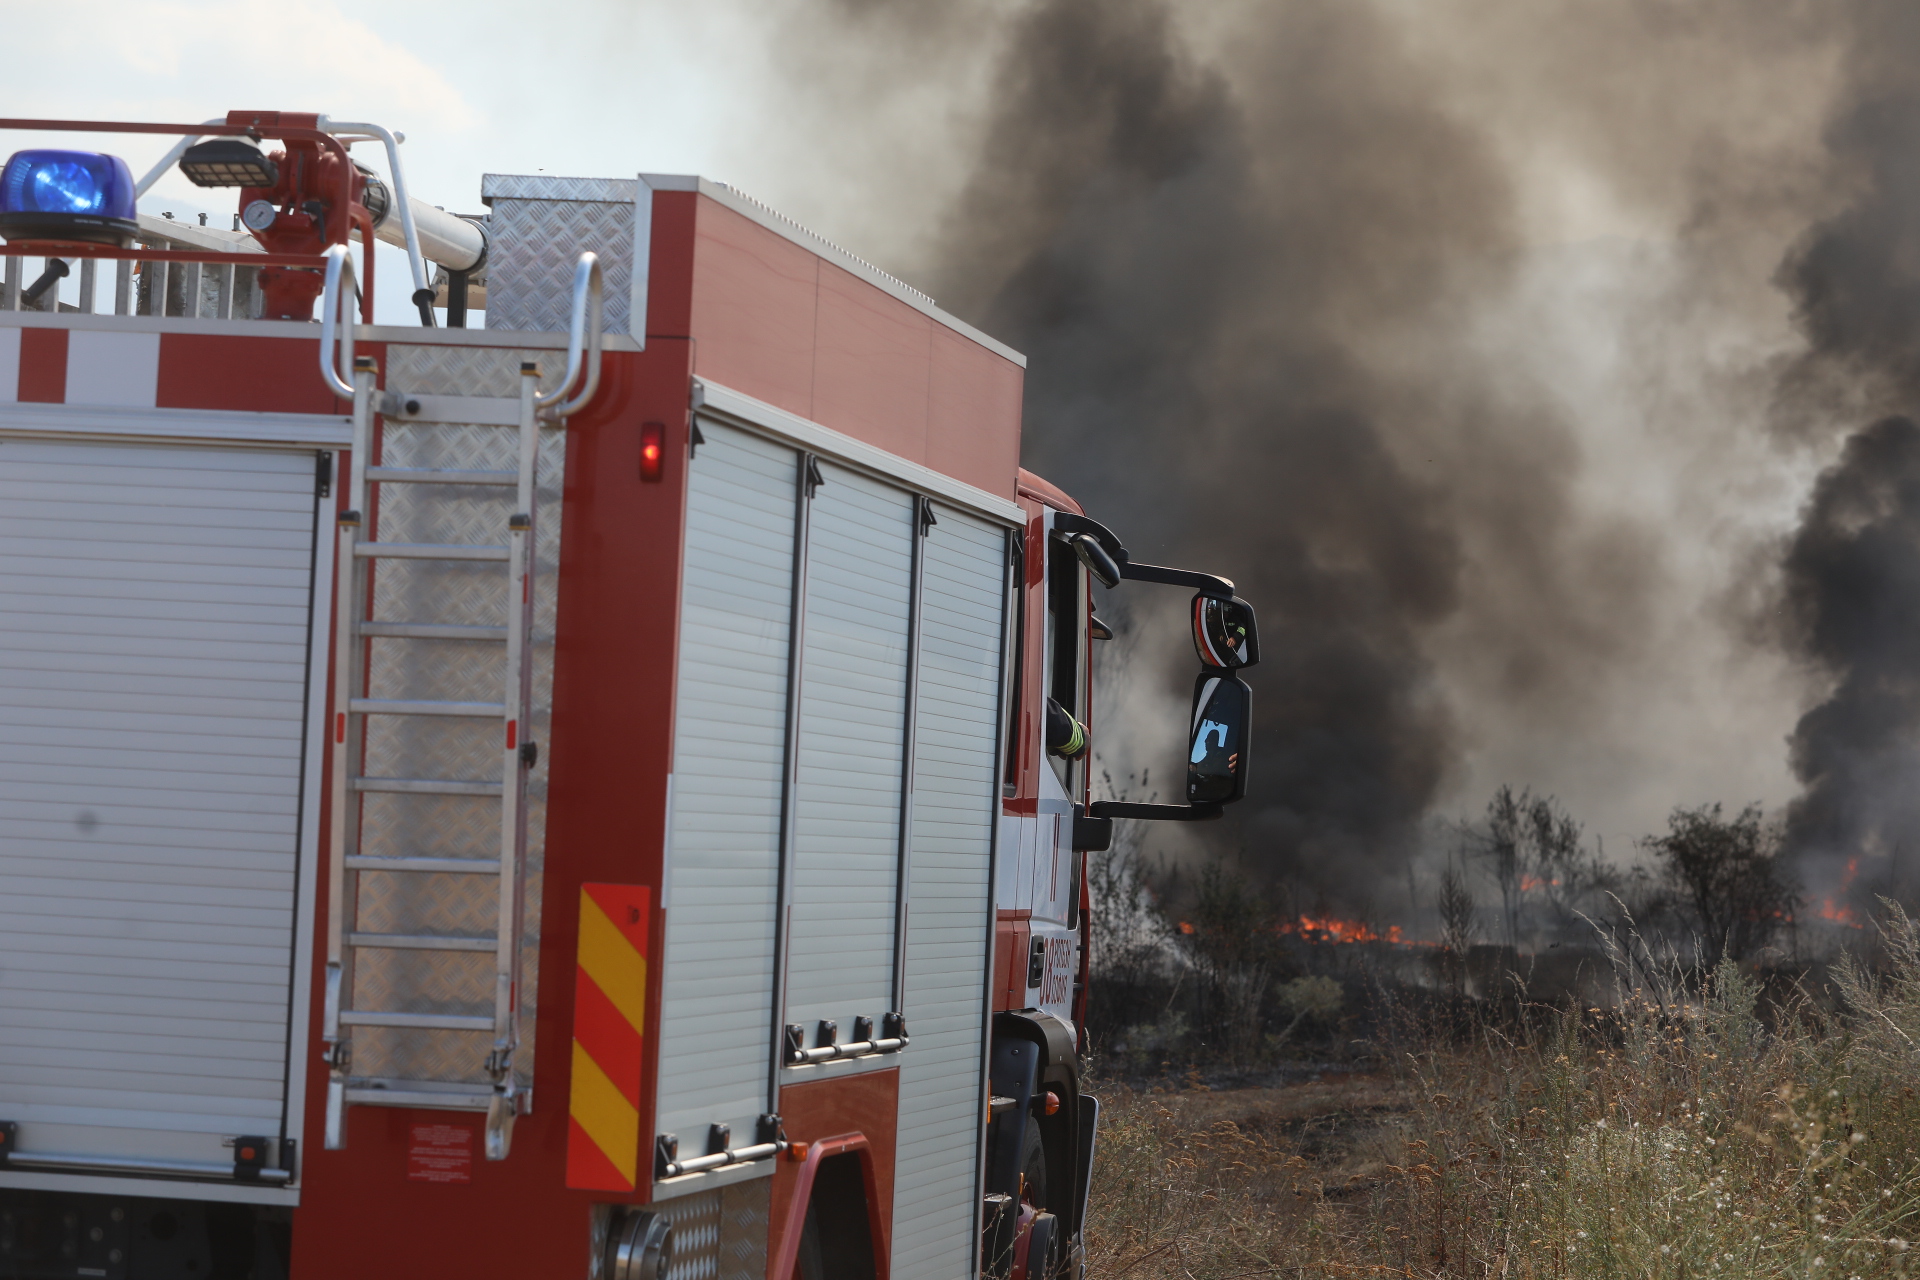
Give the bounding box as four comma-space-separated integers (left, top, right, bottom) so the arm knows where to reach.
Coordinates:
1084, 908, 1920, 1277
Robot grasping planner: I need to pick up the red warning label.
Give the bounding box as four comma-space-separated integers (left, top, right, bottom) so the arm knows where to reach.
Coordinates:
407, 1123, 473, 1184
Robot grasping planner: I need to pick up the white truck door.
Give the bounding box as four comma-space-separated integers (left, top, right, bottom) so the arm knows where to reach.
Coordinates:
0, 438, 325, 1195
784, 461, 915, 1043
891, 503, 1010, 1279
657, 420, 797, 1153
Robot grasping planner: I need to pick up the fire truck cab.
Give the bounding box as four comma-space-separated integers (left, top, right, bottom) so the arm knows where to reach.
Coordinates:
0, 114, 1255, 1280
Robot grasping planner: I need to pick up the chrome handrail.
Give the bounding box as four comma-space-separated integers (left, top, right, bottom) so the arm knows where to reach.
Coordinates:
319, 118, 434, 325
537, 252, 605, 418
318, 243, 358, 399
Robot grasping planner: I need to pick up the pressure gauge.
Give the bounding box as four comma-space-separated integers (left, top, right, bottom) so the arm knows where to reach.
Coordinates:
241, 199, 277, 232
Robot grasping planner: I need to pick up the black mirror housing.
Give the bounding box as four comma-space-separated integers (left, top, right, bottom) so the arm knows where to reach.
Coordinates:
1068, 532, 1121, 589
1188, 673, 1250, 805
1191, 594, 1259, 670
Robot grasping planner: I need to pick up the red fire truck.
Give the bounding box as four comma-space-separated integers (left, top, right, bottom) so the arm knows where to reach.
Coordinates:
0, 111, 1257, 1279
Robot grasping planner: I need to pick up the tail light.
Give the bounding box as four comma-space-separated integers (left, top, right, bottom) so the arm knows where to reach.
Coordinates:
640, 422, 665, 482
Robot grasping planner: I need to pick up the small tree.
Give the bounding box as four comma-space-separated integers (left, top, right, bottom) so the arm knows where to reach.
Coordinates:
1641, 803, 1797, 965
1484, 785, 1524, 948
1085, 769, 1173, 1043
1435, 861, 1477, 994
1169, 861, 1281, 1066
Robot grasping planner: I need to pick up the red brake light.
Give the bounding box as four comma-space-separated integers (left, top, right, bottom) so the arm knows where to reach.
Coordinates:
640, 421, 665, 482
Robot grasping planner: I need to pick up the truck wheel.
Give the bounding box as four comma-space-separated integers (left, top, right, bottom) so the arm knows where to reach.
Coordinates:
1024, 1213, 1061, 1280
1017, 1123, 1064, 1278
1019, 1120, 1047, 1209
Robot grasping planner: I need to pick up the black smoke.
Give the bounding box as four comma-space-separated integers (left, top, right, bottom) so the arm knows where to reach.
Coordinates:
1777, 7, 1920, 912
1782, 419, 1920, 900
921, 0, 1569, 898
780, 0, 1838, 912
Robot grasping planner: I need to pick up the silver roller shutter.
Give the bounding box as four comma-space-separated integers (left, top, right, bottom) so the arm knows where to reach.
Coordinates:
783, 462, 916, 1039
657, 420, 796, 1145
0, 438, 322, 1184
891, 504, 1007, 1277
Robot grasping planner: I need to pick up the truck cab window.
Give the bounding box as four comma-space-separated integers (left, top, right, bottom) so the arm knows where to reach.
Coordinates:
1045, 530, 1089, 790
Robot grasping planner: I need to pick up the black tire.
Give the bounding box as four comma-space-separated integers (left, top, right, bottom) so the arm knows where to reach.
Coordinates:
1019, 1118, 1047, 1209
1018, 1122, 1064, 1279
1024, 1212, 1063, 1280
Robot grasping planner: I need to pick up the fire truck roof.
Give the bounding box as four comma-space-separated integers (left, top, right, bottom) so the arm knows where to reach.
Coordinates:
480, 172, 1025, 369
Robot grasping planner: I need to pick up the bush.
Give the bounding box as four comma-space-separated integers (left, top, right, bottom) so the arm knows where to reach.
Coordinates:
1085, 907, 1920, 1277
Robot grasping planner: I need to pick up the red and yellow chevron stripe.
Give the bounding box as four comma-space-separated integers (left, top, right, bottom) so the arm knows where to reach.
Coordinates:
566, 883, 651, 1191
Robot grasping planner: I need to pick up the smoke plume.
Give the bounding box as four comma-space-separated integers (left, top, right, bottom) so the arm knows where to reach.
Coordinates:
765, 0, 1868, 909
1776, 5, 1920, 911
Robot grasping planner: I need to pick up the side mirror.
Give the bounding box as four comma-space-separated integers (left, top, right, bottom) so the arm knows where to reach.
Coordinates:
1069, 533, 1121, 590
1191, 594, 1259, 670
1187, 673, 1250, 805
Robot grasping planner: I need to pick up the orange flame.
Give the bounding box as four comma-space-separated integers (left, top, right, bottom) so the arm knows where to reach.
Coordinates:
1819, 858, 1865, 929
1278, 915, 1406, 944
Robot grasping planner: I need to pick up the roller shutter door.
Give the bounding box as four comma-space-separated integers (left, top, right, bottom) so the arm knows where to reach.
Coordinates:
657, 421, 796, 1145
783, 462, 916, 1038
0, 438, 321, 1183
891, 505, 1007, 1277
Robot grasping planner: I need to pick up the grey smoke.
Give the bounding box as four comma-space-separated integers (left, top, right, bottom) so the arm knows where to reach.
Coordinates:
758, 0, 1869, 909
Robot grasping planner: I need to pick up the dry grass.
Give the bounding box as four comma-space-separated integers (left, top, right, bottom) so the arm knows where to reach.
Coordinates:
1085, 916, 1920, 1278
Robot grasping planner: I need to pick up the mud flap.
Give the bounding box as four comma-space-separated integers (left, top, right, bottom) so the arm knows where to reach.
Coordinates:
1070, 1095, 1099, 1257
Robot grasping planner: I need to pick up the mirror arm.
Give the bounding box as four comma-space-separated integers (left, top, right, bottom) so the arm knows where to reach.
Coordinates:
1048, 513, 1237, 600
1087, 801, 1225, 823
1119, 562, 1235, 600
1050, 512, 1127, 565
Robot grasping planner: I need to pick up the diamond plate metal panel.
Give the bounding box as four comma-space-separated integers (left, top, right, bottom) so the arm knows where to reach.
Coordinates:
485, 197, 635, 336
658, 1191, 720, 1280
719, 1179, 771, 1280
346, 343, 568, 1091
483, 174, 640, 204
388, 346, 574, 400
641, 1180, 770, 1280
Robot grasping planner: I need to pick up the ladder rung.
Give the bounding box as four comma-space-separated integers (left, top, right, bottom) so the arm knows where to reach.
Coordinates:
338, 1011, 494, 1032
354, 542, 509, 562
346, 855, 502, 875
358, 622, 509, 642
350, 698, 506, 718
351, 776, 504, 796
347, 932, 495, 952
368, 466, 516, 486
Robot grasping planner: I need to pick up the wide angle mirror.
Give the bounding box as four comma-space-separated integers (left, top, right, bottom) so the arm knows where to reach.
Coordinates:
1191, 594, 1260, 670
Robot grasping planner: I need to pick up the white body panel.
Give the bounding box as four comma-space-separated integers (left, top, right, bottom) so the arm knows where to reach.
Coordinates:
657, 421, 797, 1146
659, 395, 1015, 1250
892, 504, 1008, 1278
0, 438, 325, 1193
785, 461, 915, 1038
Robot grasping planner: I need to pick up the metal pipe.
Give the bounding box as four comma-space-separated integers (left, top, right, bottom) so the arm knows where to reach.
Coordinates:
785, 1034, 909, 1065
660, 1140, 785, 1180
368, 196, 484, 272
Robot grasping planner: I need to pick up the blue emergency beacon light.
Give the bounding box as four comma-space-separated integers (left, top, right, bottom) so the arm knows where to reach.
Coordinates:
0, 149, 138, 246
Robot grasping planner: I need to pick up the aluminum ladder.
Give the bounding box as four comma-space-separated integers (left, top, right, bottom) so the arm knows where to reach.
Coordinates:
318, 251, 605, 1159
